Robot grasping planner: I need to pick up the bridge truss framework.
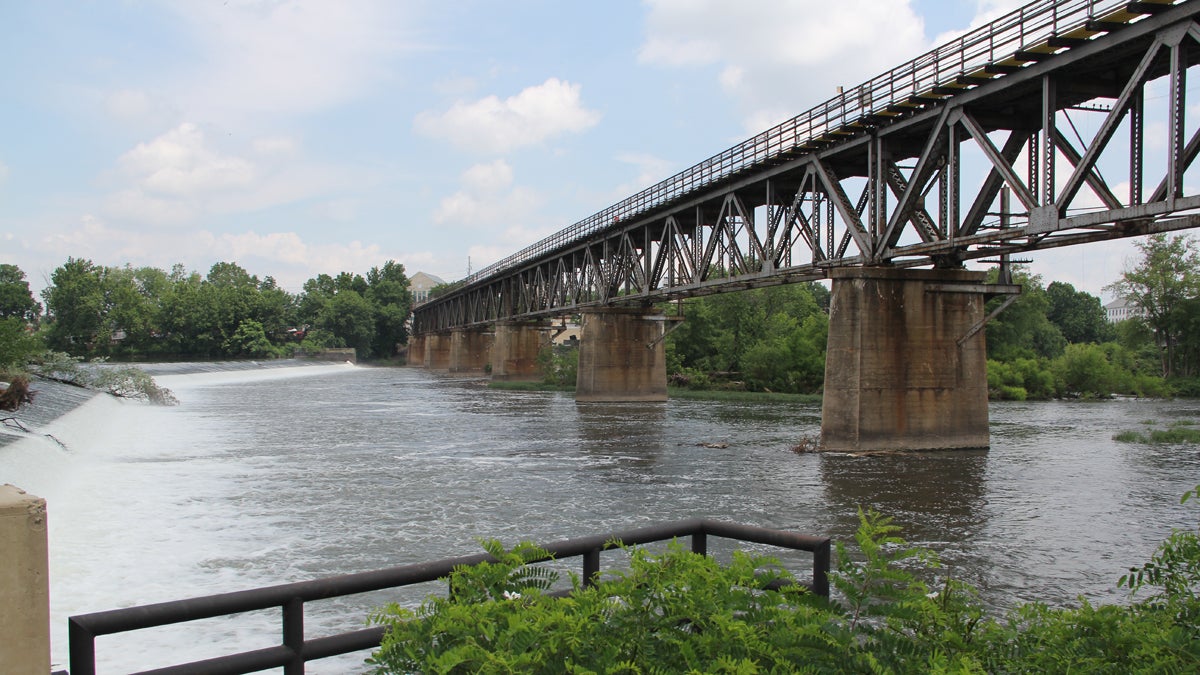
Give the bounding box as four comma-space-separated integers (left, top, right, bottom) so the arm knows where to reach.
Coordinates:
415, 0, 1200, 334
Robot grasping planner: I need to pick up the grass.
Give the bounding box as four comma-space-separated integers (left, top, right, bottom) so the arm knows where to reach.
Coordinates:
1114, 419, 1200, 444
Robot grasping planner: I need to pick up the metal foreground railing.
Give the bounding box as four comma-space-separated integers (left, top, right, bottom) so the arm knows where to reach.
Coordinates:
456, 0, 1179, 290
68, 519, 831, 675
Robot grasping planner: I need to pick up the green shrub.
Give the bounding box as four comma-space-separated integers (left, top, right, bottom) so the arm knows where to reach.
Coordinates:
0, 317, 44, 369
536, 345, 578, 387
369, 540, 840, 673
370, 496, 1200, 674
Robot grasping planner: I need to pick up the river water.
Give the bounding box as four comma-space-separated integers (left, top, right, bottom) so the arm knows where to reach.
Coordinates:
3, 362, 1200, 672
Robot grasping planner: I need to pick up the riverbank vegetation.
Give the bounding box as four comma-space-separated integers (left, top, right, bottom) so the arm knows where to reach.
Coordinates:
369, 489, 1200, 673
658, 233, 1200, 401
8, 232, 1200, 399
1, 258, 412, 364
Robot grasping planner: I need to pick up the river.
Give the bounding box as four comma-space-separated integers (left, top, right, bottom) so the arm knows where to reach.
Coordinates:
3, 362, 1199, 672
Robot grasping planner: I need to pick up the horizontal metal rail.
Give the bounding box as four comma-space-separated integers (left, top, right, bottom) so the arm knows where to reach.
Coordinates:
450, 0, 1172, 293
68, 519, 831, 675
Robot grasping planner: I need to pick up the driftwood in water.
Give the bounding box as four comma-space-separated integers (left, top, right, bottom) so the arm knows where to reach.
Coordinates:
0, 376, 35, 412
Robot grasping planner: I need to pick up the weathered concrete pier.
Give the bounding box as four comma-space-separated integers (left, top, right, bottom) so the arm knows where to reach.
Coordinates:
0, 484, 50, 672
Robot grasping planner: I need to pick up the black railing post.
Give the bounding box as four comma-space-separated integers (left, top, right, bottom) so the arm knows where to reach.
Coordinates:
691, 532, 707, 556
282, 597, 305, 675
582, 548, 601, 587
68, 618, 96, 675
812, 539, 832, 598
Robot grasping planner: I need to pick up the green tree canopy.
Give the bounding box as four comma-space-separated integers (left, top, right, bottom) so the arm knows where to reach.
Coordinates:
666, 282, 828, 393
366, 260, 412, 358
0, 264, 42, 321
984, 269, 1066, 361
1045, 281, 1113, 345
42, 257, 105, 352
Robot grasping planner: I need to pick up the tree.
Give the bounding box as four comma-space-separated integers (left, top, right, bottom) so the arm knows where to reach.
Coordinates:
317, 290, 375, 359
366, 260, 412, 358
1053, 343, 1121, 398
0, 318, 42, 367
224, 319, 277, 358
42, 257, 105, 353
666, 283, 828, 393
1045, 281, 1113, 345
1106, 233, 1200, 377
984, 269, 1066, 361
0, 264, 41, 321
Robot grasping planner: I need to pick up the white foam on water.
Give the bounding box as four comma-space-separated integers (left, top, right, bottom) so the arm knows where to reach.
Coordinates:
155, 360, 358, 392
0, 362, 364, 672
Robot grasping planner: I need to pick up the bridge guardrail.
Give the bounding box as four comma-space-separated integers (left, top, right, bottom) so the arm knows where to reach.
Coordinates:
453, 0, 1172, 292
68, 519, 831, 675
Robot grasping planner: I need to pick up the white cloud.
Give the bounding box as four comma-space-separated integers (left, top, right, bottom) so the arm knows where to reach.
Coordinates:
415, 78, 602, 154
118, 123, 257, 197
639, 0, 928, 131
929, 0, 1032, 45
166, 0, 410, 122
253, 136, 300, 157
434, 160, 543, 227
104, 123, 362, 227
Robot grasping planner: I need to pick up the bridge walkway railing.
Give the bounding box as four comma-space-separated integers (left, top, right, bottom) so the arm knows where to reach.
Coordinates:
67, 519, 831, 675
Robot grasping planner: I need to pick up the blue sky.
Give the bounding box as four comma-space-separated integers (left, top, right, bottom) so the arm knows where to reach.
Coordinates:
1, 0, 1135, 299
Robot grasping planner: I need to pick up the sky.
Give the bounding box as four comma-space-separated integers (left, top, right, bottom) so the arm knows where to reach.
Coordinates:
0, 0, 1145, 301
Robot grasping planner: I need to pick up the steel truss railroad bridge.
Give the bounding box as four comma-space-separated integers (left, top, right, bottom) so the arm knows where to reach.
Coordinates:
411, 0, 1200, 452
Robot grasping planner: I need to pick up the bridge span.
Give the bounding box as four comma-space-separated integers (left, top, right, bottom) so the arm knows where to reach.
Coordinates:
411, 0, 1200, 451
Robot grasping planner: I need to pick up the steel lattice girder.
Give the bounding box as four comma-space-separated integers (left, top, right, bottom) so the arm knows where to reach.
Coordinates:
413, 1, 1200, 334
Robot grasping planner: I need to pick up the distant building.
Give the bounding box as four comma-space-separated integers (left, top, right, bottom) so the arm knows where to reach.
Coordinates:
1105, 296, 1144, 323
410, 271, 446, 306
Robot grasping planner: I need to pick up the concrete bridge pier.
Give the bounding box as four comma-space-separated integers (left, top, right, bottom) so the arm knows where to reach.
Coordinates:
426, 332, 452, 370
449, 328, 492, 373
406, 333, 427, 367
821, 267, 991, 452
491, 321, 548, 381
576, 307, 668, 402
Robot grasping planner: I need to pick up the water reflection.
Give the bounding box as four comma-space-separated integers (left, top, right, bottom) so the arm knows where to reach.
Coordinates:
575, 401, 667, 474
818, 450, 989, 546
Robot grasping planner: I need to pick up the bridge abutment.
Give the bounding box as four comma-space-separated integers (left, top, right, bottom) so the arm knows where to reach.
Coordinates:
449, 328, 492, 373
821, 267, 990, 452
491, 321, 547, 381
576, 308, 668, 402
